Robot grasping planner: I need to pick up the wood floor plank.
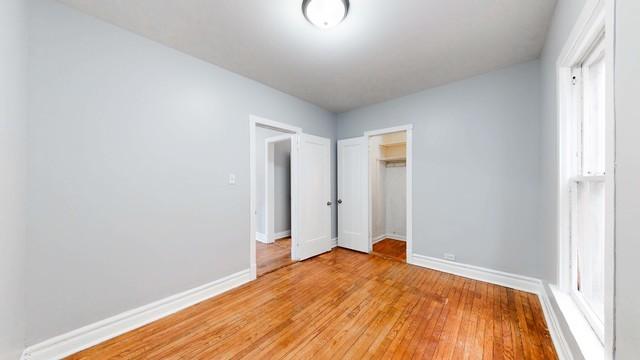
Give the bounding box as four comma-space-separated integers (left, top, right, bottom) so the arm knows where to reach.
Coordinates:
431, 276, 470, 359
67, 248, 558, 360
465, 281, 487, 360
527, 293, 559, 360
452, 280, 478, 359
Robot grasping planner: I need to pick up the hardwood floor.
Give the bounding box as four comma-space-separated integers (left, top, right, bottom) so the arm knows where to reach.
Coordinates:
67, 248, 557, 359
373, 238, 407, 262
256, 237, 294, 277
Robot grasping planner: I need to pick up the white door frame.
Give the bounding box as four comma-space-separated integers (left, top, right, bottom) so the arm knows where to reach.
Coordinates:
363, 125, 413, 262
250, 115, 301, 279
265, 134, 293, 244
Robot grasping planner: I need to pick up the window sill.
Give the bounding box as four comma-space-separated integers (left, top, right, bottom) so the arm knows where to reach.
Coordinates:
550, 285, 604, 360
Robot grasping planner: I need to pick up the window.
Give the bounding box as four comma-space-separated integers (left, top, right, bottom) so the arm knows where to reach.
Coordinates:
557, 1, 613, 356
564, 34, 608, 342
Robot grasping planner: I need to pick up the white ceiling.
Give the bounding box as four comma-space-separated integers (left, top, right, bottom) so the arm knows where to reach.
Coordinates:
59, 0, 557, 113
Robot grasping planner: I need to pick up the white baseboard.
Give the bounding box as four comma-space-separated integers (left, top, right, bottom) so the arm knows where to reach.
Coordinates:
256, 232, 268, 243
21, 269, 253, 360
409, 254, 542, 293
257, 231, 289, 244
331, 237, 338, 248
372, 234, 406, 244
409, 254, 574, 360
384, 234, 406, 241
273, 230, 291, 240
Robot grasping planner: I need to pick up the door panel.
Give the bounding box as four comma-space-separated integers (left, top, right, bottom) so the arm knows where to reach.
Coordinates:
297, 134, 332, 260
338, 137, 369, 253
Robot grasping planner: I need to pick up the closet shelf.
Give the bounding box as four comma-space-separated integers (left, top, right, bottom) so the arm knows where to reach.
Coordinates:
379, 141, 406, 147
379, 156, 406, 162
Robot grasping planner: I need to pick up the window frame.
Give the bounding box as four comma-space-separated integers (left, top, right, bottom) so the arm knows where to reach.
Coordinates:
570, 177, 606, 340
556, 0, 614, 357
570, 34, 607, 341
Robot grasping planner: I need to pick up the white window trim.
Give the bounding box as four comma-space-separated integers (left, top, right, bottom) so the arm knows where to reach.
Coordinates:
551, 285, 605, 360
556, 0, 615, 358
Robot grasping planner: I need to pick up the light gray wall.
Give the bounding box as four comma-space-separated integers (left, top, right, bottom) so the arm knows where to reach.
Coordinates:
26, 0, 337, 345
614, 0, 640, 357
0, 0, 28, 358
274, 140, 291, 234
384, 164, 406, 239
338, 60, 543, 278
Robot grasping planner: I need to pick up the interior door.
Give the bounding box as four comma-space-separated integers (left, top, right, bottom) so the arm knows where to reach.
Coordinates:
338, 137, 369, 253
296, 133, 332, 260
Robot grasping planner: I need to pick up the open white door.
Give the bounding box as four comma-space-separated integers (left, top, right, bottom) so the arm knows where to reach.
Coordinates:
295, 133, 332, 260
337, 137, 369, 253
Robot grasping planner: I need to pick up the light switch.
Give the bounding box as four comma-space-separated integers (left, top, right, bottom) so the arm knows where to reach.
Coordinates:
228, 173, 236, 185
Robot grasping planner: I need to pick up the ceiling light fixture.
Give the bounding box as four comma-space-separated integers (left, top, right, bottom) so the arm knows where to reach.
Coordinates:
302, 0, 349, 29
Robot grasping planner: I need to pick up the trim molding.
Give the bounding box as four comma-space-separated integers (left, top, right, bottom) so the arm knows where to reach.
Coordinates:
331, 237, 338, 248
409, 254, 542, 293
409, 254, 575, 360
21, 269, 253, 360
273, 230, 291, 240
384, 234, 406, 241
372, 234, 407, 245
255, 232, 268, 243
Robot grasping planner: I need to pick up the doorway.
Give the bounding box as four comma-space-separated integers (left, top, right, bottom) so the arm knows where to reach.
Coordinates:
337, 125, 413, 262
256, 131, 294, 276
250, 115, 333, 279
369, 131, 407, 262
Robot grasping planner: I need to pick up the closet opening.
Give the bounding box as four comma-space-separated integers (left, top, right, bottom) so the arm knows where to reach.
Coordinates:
368, 130, 408, 262
337, 124, 412, 262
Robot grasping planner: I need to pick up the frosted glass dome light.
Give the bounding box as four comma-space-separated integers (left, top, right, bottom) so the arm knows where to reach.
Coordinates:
302, 0, 349, 29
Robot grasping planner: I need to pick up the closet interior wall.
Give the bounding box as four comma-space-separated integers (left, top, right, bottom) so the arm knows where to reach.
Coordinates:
369, 132, 407, 243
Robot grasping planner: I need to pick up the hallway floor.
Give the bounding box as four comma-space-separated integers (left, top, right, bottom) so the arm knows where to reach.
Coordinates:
256, 237, 294, 277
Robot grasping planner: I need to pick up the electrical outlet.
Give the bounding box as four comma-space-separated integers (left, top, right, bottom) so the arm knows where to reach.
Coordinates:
444, 253, 456, 261
228, 174, 236, 185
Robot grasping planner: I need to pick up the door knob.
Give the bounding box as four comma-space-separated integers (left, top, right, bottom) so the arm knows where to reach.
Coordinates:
337, 199, 343, 204
327, 201, 332, 206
